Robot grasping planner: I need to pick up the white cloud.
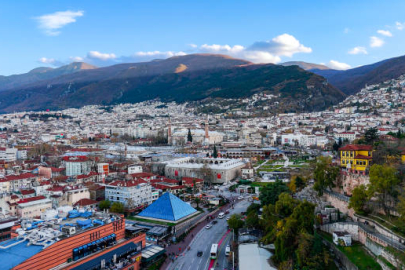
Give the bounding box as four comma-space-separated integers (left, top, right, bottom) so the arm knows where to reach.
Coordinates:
134, 51, 186, 58
348, 46, 368, 55
377, 30, 393, 37
248, 34, 312, 57
198, 34, 311, 64
38, 57, 64, 67
343, 28, 350, 34
38, 57, 56, 64
69, 56, 84, 62
370, 36, 384, 48
188, 44, 198, 49
200, 44, 245, 54
396, 22, 405, 30
87, 51, 117, 61
35, 10, 84, 36
328, 60, 351, 70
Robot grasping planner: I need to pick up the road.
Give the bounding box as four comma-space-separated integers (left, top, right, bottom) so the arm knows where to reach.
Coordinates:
168, 199, 250, 270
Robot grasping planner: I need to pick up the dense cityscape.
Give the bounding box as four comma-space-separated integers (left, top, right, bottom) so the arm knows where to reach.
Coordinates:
2, 1, 405, 270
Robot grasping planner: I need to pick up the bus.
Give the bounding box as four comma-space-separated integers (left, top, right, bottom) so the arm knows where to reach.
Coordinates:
210, 244, 218, 259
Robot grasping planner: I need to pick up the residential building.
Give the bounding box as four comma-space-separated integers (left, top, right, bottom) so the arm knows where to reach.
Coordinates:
63, 156, 91, 176
105, 180, 154, 208
339, 144, 373, 173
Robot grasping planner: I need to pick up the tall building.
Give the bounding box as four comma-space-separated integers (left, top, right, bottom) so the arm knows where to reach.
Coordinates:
63, 156, 91, 176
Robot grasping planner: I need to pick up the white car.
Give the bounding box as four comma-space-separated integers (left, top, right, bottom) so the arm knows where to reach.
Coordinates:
226, 216, 230, 221
238, 196, 244, 200
205, 224, 212, 229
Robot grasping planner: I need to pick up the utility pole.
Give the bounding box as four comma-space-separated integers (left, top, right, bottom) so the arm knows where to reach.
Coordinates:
233, 228, 235, 270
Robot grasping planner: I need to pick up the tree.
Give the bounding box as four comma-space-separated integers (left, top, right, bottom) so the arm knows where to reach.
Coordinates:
187, 128, 193, 143
348, 185, 369, 214
368, 164, 401, 215
213, 145, 218, 158
245, 211, 260, 228
313, 156, 340, 195
364, 127, 379, 145
99, 200, 111, 210
110, 202, 125, 213
259, 180, 290, 206
396, 195, 405, 224
227, 214, 244, 232
275, 193, 297, 218
199, 163, 213, 186
194, 197, 201, 209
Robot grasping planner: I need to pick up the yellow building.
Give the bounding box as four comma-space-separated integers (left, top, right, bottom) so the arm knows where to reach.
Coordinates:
339, 144, 373, 172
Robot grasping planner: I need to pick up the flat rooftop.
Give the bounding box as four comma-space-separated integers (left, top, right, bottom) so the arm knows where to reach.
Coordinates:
0, 239, 43, 270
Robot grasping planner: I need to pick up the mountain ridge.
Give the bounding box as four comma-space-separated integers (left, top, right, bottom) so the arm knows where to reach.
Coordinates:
0, 54, 344, 113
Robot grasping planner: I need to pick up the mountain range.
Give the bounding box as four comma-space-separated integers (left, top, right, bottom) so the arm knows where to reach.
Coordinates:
0, 53, 404, 113
282, 55, 405, 95
0, 54, 344, 113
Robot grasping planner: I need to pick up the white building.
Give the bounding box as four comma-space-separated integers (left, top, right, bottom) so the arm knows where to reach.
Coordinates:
128, 165, 143, 174
0, 148, 17, 162
164, 157, 246, 184
105, 180, 154, 208
171, 129, 224, 145
333, 231, 352, 246
336, 132, 356, 142
16, 196, 52, 218
63, 156, 91, 176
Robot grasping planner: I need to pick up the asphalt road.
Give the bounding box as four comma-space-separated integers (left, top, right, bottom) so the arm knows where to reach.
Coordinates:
168, 199, 250, 270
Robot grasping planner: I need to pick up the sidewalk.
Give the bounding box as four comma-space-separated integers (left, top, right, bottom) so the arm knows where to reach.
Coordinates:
161, 202, 235, 270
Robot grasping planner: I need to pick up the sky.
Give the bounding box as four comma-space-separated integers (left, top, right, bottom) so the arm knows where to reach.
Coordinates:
1, 0, 405, 75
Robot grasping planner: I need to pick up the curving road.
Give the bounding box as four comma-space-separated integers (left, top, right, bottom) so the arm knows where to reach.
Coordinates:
168, 199, 250, 270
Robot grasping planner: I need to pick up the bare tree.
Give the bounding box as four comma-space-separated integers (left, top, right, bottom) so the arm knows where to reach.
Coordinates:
199, 163, 213, 186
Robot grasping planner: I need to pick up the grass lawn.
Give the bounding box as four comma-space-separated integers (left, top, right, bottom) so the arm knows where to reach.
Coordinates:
250, 182, 272, 187
127, 216, 176, 226
318, 231, 382, 270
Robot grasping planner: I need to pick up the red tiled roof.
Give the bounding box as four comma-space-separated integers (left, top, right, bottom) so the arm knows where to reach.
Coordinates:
47, 186, 64, 192
182, 177, 204, 184
17, 195, 47, 204
74, 198, 98, 207
20, 189, 35, 195
108, 179, 148, 187
130, 172, 155, 178
339, 144, 373, 151
0, 173, 36, 182
69, 148, 104, 152
62, 156, 89, 162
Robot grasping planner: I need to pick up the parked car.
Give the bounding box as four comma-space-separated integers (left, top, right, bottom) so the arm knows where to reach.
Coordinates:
205, 224, 212, 229
197, 251, 203, 257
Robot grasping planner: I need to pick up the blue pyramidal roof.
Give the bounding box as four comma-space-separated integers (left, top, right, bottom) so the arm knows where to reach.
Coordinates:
137, 192, 197, 221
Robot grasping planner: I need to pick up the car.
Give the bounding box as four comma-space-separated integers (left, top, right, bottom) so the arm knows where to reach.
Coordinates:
225, 245, 231, 256
226, 216, 230, 221
197, 251, 203, 257
212, 220, 218, 224
225, 210, 230, 214
205, 224, 212, 229
238, 196, 244, 200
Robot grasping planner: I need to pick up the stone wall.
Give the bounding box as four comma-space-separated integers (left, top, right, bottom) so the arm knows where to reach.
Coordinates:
366, 238, 383, 256
323, 240, 358, 270
339, 172, 370, 196
323, 193, 355, 218
320, 222, 359, 241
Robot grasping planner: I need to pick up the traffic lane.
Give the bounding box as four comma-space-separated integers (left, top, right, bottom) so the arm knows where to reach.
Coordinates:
168, 199, 250, 270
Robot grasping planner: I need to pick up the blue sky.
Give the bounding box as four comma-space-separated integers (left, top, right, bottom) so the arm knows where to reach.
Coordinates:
1, 0, 405, 75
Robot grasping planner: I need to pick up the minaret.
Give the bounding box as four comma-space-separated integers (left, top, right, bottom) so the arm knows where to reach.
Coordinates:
204, 115, 209, 145
168, 117, 172, 145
